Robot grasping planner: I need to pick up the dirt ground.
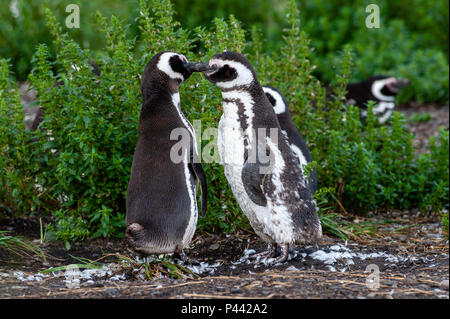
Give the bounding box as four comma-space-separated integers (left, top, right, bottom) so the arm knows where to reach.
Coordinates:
1, 100, 448, 299
397, 102, 449, 154
0, 211, 448, 299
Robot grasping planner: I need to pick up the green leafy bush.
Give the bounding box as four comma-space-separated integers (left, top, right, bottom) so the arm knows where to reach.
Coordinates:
0, 0, 140, 80
1, 0, 448, 104
0, 59, 40, 215
299, 0, 449, 104
0, 0, 448, 242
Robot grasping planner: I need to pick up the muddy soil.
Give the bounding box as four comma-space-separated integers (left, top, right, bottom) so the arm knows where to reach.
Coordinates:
0, 212, 448, 299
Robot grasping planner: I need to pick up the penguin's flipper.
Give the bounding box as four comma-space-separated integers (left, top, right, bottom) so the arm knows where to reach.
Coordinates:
190, 162, 208, 217
241, 161, 268, 207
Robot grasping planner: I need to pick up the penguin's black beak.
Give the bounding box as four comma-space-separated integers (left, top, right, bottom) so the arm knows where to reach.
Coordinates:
183, 62, 217, 73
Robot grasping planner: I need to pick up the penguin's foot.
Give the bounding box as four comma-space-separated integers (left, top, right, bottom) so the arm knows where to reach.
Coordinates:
249, 243, 276, 259
268, 243, 289, 265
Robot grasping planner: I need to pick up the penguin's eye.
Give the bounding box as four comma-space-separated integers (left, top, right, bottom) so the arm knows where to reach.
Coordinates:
223, 65, 235, 78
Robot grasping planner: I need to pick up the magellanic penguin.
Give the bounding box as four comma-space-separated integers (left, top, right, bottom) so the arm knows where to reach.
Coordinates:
126, 52, 210, 259
345, 76, 410, 124
262, 85, 318, 194
202, 51, 322, 264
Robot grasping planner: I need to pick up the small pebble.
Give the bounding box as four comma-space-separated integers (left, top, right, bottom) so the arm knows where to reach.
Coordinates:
285, 266, 299, 272
209, 243, 220, 250
440, 280, 449, 290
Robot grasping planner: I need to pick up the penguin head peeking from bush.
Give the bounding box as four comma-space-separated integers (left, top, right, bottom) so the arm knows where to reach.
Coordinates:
346, 75, 410, 124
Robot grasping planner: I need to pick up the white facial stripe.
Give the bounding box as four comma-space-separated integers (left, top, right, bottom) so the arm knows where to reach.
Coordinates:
210, 59, 254, 89
263, 87, 286, 114
371, 78, 395, 102
157, 52, 185, 81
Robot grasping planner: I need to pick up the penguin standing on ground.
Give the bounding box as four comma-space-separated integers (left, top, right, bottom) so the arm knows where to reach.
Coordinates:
262, 85, 318, 194
126, 52, 209, 259
202, 51, 322, 264
345, 75, 410, 124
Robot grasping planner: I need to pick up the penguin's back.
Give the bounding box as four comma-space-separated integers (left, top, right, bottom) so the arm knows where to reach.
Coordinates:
126, 97, 198, 253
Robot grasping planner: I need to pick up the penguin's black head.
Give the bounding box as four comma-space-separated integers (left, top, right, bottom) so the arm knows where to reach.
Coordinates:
366, 75, 410, 101
262, 85, 290, 116
202, 51, 257, 90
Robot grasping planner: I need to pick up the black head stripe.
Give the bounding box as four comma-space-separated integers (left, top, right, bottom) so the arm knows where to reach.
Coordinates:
265, 92, 276, 106
169, 55, 192, 80
208, 64, 238, 83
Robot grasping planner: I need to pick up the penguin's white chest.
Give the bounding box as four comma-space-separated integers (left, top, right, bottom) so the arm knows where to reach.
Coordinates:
218, 99, 295, 244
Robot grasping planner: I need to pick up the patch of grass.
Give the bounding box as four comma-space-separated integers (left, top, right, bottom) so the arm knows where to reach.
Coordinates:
115, 254, 199, 280
315, 188, 398, 240
315, 187, 380, 240
318, 211, 388, 240
318, 211, 352, 240
41, 254, 103, 274
0, 230, 46, 261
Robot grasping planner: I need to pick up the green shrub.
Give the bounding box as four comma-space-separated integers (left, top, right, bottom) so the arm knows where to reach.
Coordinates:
0, 0, 140, 80
0, 0, 252, 240
303, 1, 449, 104
25, 9, 143, 240
1, 0, 448, 104
350, 21, 449, 104
0, 59, 40, 215
0, 0, 448, 242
